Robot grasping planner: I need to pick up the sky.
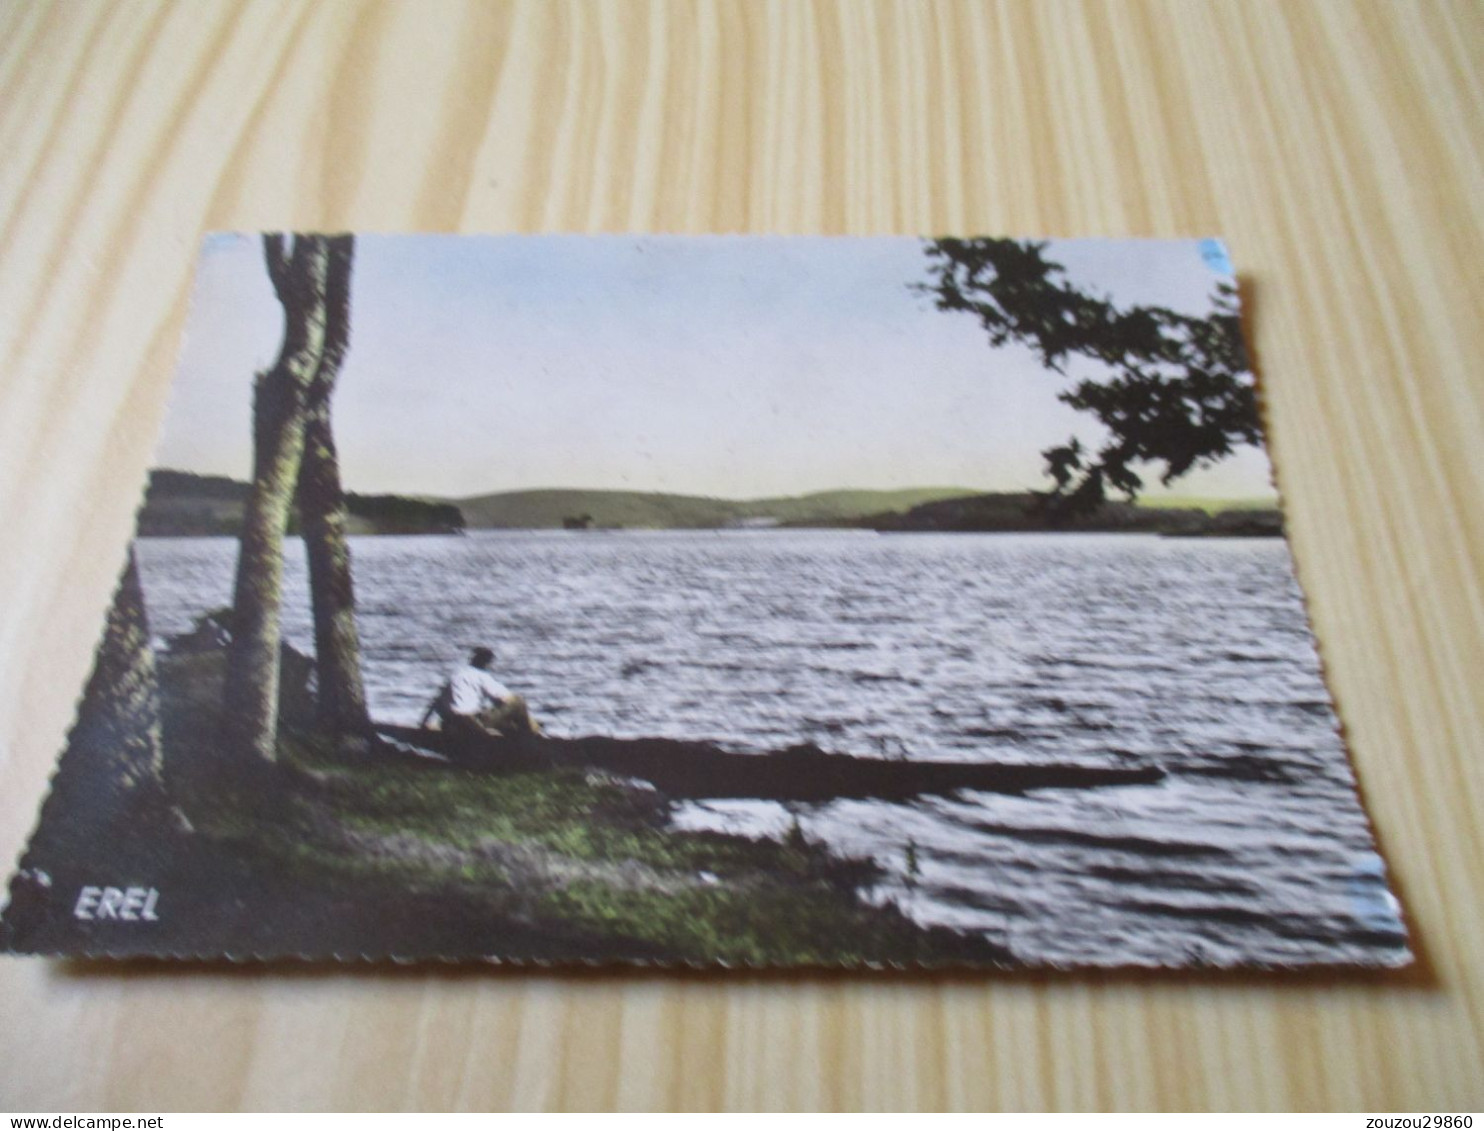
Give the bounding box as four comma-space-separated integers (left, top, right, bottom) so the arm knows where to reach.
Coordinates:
157, 234, 1276, 502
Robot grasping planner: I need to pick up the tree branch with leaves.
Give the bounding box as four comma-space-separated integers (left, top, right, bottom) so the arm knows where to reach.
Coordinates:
919, 238, 1261, 514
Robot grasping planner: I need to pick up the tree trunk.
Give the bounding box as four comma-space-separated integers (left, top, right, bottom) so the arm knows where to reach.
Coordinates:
224, 235, 331, 763
296, 234, 370, 736
299, 411, 369, 734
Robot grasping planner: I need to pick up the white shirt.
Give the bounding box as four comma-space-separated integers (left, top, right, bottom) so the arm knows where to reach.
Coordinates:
446, 665, 513, 715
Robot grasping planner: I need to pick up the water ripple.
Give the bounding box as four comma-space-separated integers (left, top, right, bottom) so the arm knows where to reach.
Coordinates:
136, 530, 1405, 967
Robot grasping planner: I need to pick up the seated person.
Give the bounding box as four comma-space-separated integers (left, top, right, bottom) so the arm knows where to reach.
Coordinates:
421, 646, 540, 750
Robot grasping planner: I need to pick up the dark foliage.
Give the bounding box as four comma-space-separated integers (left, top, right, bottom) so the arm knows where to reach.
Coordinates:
345, 492, 466, 534
920, 238, 1262, 514
146, 469, 250, 503
138, 471, 465, 536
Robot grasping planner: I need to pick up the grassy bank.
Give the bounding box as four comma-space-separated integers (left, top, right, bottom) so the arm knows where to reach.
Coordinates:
138, 649, 1009, 967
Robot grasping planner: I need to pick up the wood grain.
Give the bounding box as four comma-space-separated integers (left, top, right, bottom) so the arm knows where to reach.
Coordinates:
2, 0, 1482, 1111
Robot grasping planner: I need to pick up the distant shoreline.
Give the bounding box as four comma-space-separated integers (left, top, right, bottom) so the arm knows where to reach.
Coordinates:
138, 470, 465, 538
140, 469, 1281, 539
136, 524, 1283, 541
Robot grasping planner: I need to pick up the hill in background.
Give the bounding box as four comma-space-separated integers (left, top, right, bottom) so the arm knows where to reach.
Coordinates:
850, 493, 1283, 536
454, 486, 981, 530
138, 472, 1282, 538
1136, 495, 1279, 514
139, 470, 465, 536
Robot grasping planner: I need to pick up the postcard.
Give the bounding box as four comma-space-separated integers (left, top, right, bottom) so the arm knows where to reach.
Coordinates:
0, 234, 1408, 967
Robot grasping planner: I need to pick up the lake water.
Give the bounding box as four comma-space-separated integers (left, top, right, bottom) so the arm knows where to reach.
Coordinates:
136, 530, 1407, 968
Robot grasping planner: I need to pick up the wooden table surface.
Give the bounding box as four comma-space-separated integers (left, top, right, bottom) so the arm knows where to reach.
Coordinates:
2, 0, 1482, 1112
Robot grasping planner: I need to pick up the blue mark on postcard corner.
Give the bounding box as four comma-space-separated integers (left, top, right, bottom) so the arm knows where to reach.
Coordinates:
1199, 238, 1234, 276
